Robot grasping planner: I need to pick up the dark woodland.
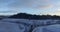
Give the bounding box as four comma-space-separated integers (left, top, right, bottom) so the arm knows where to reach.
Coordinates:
9, 13, 60, 20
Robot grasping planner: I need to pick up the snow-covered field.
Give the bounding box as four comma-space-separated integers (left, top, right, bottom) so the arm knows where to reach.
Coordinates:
0, 18, 60, 32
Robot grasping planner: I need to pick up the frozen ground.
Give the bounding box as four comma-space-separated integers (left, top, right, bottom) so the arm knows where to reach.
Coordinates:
0, 18, 60, 32
32, 24, 60, 32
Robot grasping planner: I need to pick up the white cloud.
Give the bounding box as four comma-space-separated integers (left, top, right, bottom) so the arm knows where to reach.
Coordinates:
48, 8, 60, 15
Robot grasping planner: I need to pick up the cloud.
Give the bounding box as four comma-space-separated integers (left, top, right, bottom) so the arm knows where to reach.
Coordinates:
54, 9, 60, 14
7, 0, 52, 9
0, 10, 17, 13
37, 8, 60, 15
48, 8, 60, 15
0, 0, 53, 15
0, 13, 17, 15
35, 4, 53, 9
0, 0, 52, 10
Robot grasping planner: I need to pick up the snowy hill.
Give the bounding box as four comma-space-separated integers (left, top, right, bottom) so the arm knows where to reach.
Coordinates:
0, 18, 60, 32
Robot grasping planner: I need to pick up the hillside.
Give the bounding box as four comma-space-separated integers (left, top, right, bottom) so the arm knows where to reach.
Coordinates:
9, 13, 60, 20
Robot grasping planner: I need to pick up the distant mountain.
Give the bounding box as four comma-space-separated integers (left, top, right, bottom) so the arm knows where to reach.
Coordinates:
0, 16, 8, 20
9, 13, 60, 20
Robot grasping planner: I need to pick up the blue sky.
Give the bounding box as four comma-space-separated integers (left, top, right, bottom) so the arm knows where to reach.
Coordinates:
0, 0, 60, 15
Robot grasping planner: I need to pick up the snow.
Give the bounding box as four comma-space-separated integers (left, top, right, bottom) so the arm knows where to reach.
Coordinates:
32, 24, 60, 32
1, 18, 60, 26
0, 18, 60, 32
0, 22, 21, 32
46, 24, 60, 32
0, 18, 33, 32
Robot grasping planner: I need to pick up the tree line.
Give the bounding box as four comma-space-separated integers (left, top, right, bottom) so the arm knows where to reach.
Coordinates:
9, 13, 60, 20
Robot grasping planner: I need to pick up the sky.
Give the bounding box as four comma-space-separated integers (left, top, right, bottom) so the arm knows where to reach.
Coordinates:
0, 0, 60, 15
